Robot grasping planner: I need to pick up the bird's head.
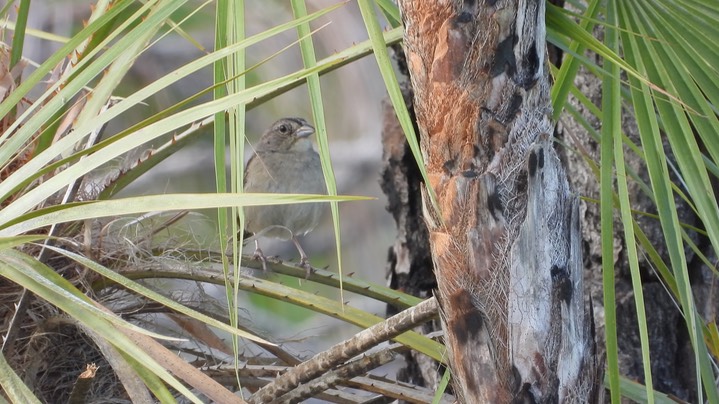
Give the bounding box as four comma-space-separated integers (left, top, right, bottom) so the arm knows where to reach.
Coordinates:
257, 117, 316, 152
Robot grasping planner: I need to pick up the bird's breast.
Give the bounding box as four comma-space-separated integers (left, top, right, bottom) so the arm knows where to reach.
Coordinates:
245, 150, 324, 194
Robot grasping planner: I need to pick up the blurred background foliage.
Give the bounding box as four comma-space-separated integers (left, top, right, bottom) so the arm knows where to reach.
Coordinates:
0, 0, 717, 402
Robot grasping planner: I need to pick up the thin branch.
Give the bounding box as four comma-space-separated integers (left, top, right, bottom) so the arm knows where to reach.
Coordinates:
271, 350, 396, 404
247, 297, 439, 403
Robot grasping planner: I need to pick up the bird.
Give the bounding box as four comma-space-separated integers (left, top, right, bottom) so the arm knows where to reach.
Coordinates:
242, 117, 326, 277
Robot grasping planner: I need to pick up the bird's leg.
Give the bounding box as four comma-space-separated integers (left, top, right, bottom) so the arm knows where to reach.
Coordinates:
291, 236, 313, 279
253, 239, 268, 271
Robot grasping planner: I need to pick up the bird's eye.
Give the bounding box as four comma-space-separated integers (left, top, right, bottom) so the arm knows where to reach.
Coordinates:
278, 124, 289, 134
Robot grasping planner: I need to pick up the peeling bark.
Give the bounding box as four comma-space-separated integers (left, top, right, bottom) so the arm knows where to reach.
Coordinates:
381, 94, 442, 389
560, 60, 715, 402
396, 1, 601, 402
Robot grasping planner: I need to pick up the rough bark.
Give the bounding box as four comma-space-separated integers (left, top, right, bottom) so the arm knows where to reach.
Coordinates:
560, 60, 718, 402
396, 1, 600, 402
380, 93, 443, 389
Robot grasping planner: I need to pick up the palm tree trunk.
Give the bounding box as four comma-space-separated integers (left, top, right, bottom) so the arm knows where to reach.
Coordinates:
395, 1, 601, 401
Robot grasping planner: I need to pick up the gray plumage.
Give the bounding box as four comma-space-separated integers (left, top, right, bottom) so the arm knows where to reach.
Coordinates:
243, 117, 325, 272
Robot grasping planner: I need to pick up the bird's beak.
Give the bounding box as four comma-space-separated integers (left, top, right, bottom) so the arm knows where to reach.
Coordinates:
295, 124, 315, 138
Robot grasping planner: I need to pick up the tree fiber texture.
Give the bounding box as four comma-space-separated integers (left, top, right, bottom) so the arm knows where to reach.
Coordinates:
397, 0, 600, 402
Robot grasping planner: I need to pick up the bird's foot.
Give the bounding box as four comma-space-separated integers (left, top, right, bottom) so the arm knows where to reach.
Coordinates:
252, 243, 268, 272
299, 257, 314, 279
291, 236, 314, 279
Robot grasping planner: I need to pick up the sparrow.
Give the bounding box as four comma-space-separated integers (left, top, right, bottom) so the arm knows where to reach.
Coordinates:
243, 117, 326, 276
